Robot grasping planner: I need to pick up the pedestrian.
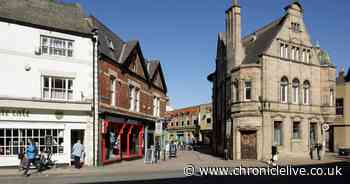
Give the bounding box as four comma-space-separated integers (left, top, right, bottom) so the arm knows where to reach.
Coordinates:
165, 141, 170, 158
72, 140, 84, 169
23, 139, 37, 177
155, 141, 161, 163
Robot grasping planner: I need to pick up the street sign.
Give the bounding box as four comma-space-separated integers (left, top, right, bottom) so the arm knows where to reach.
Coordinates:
322, 123, 330, 131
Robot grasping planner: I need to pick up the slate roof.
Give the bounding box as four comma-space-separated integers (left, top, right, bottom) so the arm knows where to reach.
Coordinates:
241, 15, 286, 64
146, 60, 160, 79
89, 16, 125, 62
0, 0, 91, 35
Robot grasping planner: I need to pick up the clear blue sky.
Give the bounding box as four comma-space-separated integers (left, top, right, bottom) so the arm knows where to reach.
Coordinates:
63, 0, 350, 109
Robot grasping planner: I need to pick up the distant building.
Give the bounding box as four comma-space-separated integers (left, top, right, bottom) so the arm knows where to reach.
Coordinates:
333, 67, 350, 155
166, 103, 212, 144
199, 103, 213, 145
208, 1, 336, 160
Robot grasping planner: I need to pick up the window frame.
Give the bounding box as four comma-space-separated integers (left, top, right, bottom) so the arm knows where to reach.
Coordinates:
280, 77, 289, 104
292, 121, 301, 140
42, 76, 74, 101
40, 35, 74, 57
244, 81, 252, 101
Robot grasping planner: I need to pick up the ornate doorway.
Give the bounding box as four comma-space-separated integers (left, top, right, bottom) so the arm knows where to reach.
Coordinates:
241, 131, 257, 159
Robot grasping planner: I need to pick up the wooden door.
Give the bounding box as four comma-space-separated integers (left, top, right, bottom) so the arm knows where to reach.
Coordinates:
241, 131, 257, 159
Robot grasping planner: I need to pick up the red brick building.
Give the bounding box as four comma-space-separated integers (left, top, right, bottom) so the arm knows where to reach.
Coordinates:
90, 17, 168, 165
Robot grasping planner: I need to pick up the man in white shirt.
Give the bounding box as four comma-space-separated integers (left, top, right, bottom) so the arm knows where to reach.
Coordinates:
72, 140, 84, 169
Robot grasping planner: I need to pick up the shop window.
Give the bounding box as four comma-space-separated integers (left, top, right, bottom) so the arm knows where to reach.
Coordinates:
0, 128, 64, 156
292, 122, 301, 139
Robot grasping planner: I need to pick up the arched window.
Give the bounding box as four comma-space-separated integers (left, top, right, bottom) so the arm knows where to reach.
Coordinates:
292, 79, 300, 104
303, 80, 310, 105
280, 77, 289, 103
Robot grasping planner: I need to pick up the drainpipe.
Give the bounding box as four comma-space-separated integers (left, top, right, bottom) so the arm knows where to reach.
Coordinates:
91, 28, 99, 166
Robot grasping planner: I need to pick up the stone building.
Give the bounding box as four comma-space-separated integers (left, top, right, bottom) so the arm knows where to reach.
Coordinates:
332, 67, 350, 155
89, 17, 168, 165
208, 0, 336, 160
166, 106, 200, 144
166, 103, 213, 144
199, 103, 213, 145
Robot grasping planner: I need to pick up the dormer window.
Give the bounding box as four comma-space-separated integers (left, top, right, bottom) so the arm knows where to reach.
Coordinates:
108, 39, 114, 50
291, 22, 301, 32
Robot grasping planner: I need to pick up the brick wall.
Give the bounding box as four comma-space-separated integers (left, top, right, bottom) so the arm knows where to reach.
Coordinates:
98, 56, 167, 118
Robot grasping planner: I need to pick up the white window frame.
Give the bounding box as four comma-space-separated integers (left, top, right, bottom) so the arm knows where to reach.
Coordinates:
42, 76, 74, 101
153, 96, 160, 117
244, 81, 252, 101
280, 44, 284, 58
110, 77, 116, 106
128, 85, 140, 112
40, 36, 74, 57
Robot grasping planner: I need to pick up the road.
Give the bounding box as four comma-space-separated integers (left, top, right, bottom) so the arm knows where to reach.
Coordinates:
0, 161, 348, 184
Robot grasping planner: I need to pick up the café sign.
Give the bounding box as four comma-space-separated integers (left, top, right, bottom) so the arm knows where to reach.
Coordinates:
0, 108, 30, 118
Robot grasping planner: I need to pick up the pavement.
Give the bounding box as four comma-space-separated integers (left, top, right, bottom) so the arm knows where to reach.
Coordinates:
0, 150, 348, 184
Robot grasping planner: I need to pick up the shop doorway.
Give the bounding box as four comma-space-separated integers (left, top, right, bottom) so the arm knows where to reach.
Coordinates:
240, 131, 257, 160
71, 130, 84, 146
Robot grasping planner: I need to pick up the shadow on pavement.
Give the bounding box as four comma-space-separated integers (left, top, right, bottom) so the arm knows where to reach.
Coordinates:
81, 161, 349, 184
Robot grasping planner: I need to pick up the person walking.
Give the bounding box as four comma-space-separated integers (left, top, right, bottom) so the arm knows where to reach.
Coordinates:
72, 140, 84, 169
24, 139, 37, 177
155, 141, 161, 163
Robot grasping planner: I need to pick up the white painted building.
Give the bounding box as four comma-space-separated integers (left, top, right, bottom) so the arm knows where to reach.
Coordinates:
0, 0, 95, 166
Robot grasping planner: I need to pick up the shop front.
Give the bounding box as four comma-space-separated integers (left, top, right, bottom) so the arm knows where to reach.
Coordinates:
0, 105, 92, 167
101, 118, 144, 164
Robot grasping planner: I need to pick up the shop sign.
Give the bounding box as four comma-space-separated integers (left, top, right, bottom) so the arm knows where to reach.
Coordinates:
0, 108, 30, 118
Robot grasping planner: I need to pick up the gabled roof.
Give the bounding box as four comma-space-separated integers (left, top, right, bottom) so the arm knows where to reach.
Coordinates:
146, 60, 168, 93
89, 16, 124, 62
241, 15, 286, 64
0, 0, 90, 35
